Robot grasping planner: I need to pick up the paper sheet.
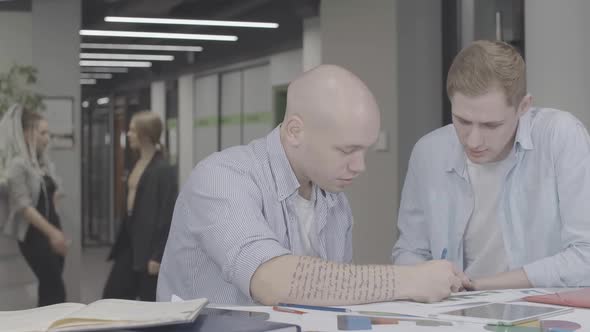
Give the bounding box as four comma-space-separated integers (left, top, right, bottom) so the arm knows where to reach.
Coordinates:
344, 289, 554, 317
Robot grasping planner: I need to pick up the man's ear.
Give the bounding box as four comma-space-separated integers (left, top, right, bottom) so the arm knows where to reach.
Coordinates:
282, 115, 304, 148
517, 94, 532, 116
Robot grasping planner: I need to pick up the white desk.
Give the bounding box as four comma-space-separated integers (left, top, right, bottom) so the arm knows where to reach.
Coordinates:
214, 289, 590, 332
213, 305, 590, 331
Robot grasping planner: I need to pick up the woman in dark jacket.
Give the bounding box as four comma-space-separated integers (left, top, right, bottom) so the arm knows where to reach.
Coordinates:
103, 111, 177, 301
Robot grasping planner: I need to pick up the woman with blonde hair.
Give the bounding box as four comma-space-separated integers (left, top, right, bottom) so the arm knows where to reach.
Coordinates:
0, 104, 67, 306
103, 111, 177, 301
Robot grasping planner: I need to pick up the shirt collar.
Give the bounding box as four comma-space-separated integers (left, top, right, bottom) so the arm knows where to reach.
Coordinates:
445, 128, 468, 176
266, 126, 301, 201
514, 108, 535, 151
445, 108, 536, 174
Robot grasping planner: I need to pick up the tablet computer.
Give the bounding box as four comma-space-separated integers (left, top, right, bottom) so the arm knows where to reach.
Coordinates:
433, 302, 573, 325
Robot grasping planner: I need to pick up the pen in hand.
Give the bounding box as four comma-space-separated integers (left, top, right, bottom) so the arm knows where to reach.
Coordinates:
440, 248, 472, 291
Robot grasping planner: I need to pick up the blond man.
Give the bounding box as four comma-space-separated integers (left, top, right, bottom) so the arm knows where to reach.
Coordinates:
393, 40, 590, 290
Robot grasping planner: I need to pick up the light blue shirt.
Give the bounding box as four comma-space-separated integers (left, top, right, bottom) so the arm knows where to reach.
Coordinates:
157, 126, 353, 305
392, 108, 590, 287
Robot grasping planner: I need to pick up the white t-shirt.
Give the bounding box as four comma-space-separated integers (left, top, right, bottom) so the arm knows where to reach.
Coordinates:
293, 194, 319, 257
464, 155, 513, 279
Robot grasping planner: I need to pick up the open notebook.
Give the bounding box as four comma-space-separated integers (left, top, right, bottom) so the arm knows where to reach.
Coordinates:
0, 298, 207, 332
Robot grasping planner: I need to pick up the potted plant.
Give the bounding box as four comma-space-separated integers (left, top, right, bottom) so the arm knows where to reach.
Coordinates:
0, 64, 44, 115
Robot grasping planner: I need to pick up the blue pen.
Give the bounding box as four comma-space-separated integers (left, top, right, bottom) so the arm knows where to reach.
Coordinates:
441, 248, 448, 259
277, 303, 350, 313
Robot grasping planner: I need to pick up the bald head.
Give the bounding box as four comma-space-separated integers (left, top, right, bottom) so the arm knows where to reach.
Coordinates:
280, 64, 380, 194
284, 64, 379, 127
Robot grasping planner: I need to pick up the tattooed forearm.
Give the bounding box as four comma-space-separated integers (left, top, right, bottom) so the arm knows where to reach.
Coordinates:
287, 256, 397, 305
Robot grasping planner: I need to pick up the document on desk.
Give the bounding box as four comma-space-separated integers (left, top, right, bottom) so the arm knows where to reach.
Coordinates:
345, 289, 553, 317
399, 289, 552, 308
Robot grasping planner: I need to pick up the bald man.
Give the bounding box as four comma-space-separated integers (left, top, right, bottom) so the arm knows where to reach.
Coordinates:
157, 65, 467, 305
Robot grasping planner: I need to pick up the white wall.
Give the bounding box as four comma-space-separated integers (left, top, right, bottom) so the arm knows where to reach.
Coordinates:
321, 0, 399, 264
525, 0, 590, 128
270, 49, 303, 86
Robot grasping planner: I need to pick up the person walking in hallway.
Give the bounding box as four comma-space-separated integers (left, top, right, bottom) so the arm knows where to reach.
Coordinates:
103, 111, 177, 301
1, 105, 68, 306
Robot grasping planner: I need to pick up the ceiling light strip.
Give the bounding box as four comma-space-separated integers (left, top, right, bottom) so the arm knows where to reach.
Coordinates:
80, 53, 174, 61
104, 16, 279, 29
80, 60, 152, 67
81, 73, 113, 79
80, 67, 129, 73
80, 78, 96, 85
80, 29, 237, 41
80, 43, 203, 52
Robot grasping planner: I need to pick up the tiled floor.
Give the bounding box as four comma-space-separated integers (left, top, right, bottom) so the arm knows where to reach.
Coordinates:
0, 247, 112, 309
81, 246, 112, 304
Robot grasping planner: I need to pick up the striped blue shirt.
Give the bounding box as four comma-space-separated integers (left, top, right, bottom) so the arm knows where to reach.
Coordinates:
157, 126, 353, 305
393, 108, 590, 287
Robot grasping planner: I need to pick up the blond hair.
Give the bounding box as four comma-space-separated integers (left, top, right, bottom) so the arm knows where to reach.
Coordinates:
446, 40, 526, 106
131, 111, 163, 147
20, 108, 47, 171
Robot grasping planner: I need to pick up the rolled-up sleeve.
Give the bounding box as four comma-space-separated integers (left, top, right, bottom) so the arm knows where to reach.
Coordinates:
182, 161, 291, 298
524, 115, 590, 287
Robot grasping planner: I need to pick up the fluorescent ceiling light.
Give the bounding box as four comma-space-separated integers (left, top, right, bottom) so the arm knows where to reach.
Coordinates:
80, 78, 96, 85
80, 60, 152, 68
80, 53, 174, 61
81, 73, 113, 79
104, 16, 279, 29
81, 43, 203, 52
81, 67, 129, 73
80, 29, 237, 41
97, 97, 110, 105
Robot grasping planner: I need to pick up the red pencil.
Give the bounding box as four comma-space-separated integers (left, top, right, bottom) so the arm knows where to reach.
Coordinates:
273, 306, 307, 315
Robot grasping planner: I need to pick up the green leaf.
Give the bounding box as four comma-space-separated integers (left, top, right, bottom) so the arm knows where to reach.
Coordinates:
0, 64, 43, 115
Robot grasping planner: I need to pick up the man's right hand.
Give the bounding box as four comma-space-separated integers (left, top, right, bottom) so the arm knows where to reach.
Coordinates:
395, 260, 465, 303
48, 229, 68, 256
